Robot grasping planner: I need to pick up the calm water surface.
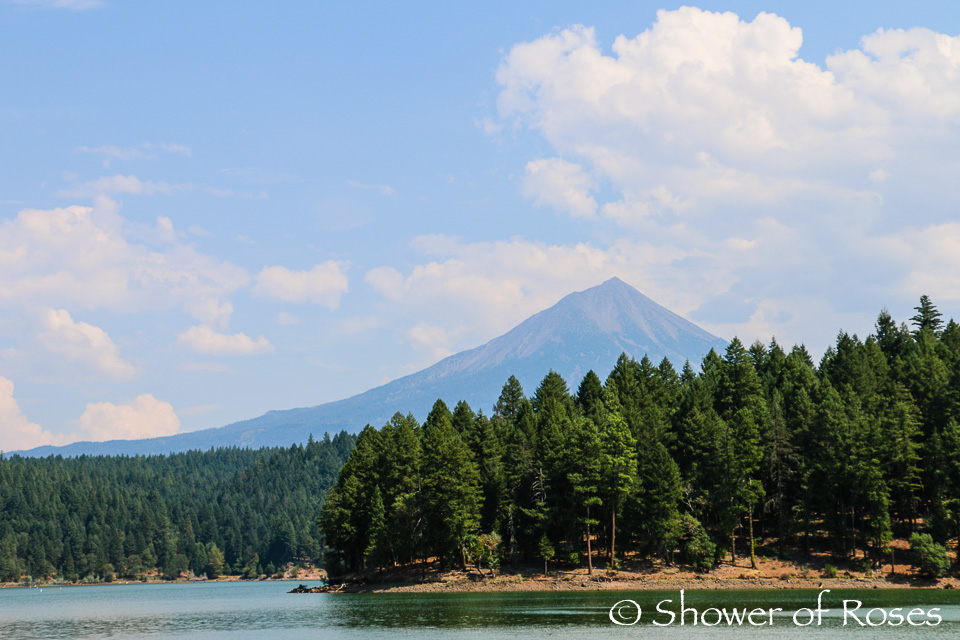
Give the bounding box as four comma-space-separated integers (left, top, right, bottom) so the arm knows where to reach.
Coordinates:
2, 581, 960, 639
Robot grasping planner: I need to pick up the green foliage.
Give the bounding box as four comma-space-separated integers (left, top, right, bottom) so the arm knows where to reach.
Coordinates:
676, 515, 715, 571
912, 295, 944, 336
822, 564, 837, 578
313, 298, 960, 578
538, 534, 555, 574
12, 297, 959, 586
909, 533, 950, 578
0, 433, 354, 583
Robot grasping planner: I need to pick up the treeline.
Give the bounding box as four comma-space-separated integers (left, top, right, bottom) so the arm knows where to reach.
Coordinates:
321, 297, 960, 576
0, 432, 355, 583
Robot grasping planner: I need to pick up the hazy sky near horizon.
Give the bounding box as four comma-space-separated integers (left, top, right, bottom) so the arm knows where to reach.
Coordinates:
3, 1, 960, 450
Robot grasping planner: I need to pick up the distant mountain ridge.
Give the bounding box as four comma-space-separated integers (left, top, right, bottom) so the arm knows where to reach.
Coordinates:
15, 278, 727, 457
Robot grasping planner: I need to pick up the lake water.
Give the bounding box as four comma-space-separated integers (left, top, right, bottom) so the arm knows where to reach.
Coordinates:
2, 581, 960, 639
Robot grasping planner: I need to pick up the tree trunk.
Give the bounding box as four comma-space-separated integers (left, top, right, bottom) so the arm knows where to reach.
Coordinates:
851, 505, 857, 559
731, 528, 737, 564
610, 498, 617, 568
508, 506, 516, 565
586, 505, 593, 576
749, 507, 756, 569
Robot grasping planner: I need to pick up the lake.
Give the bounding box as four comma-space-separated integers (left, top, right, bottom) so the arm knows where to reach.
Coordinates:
2, 582, 960, 639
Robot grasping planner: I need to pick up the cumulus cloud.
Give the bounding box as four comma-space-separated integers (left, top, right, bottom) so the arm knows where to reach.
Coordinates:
407, 322, 460, 360
0, 377, 66, 452
366, 234, 706, 343
253, 262, 349, 307
36, 308, 137, 381
188, 299, 234, 330
76, 394, 181, 442
495, 8, 960, 214
0, 201, 249, 313
522, 158, 597, 218
176, 325, 274, 356
487, 7, 960, 349
0, 380, 184, 451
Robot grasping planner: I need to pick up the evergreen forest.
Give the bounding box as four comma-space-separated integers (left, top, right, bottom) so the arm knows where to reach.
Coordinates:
0, 432, 355, 583
321, 297, 960, 577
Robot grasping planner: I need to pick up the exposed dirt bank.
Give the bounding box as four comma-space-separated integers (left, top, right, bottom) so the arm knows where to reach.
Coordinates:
317, 557, 959, 594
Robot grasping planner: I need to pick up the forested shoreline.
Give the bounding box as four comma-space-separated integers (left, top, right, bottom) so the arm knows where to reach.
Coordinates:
0, 433, 355, 584
321, 297, 960, 580
4, 297, 959, 587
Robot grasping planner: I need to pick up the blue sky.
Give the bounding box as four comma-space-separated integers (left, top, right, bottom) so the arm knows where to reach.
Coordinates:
2, 1, 960, 450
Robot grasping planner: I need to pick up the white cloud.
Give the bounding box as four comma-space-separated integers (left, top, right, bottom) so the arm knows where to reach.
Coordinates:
366, 234, 704, 342
156, 143, 191, 156
0, 201, 249, 313
76, 394, 180, 442
75, 142, 192, 167
36, 308, 137, 381
488, 8, 960, 348
253, 262, 349, 307
828, 27, 960, 123
407, 322, 459, 360
522, 158, 597, 218
275, 311, 300, 326
176, 325, 274, 356
188, 299, 233, 329
476, 116, 503, 135
0, 377, 66, 452
364, 266, 405, 300
869, 222, 960, 303
494, 8, 960, 217
0, 380, 185, 451
57, 174, 187, 198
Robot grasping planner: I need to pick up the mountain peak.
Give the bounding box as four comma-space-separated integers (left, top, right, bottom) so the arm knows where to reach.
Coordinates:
15, 278, 726, 457
394, 277, 724, 397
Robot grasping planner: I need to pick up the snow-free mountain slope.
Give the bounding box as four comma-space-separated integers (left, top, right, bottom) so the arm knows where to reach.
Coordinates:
16, 278, 726, 456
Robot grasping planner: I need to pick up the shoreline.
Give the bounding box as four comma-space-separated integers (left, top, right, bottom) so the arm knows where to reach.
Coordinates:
6, 563, 958, 594
304, 559, 960, 594
329, 575, 960, 594
0, 568, 328, 591
0, 576, 306, 590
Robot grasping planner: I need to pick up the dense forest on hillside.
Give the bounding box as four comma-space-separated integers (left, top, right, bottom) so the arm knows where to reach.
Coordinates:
321, 297, 960, 578
0, 432, 355, 583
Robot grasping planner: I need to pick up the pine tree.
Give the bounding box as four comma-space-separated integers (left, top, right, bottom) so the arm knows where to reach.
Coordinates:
364, 486, 389, 570
565, 416, 602, 574
911, 295, 944, 335
715, 338, 766, 567
421, 402, 482, 568
576, 370, 605, 420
